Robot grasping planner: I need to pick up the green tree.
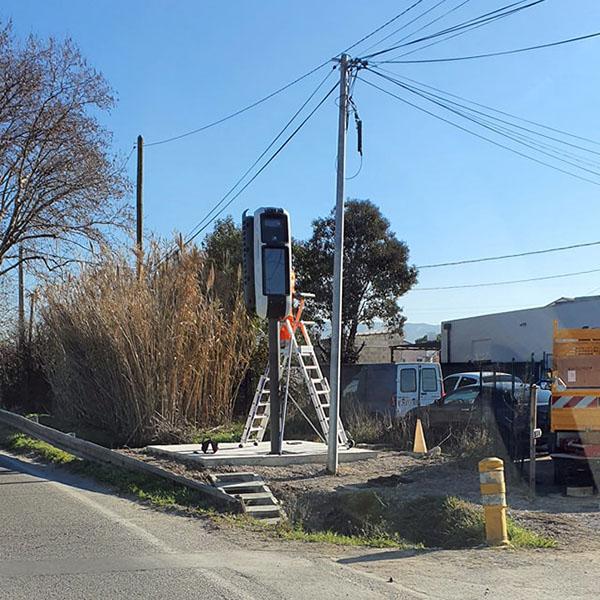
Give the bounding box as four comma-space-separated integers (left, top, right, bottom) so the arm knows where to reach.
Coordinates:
294, 199, 417, 363
202, 216, 242, 275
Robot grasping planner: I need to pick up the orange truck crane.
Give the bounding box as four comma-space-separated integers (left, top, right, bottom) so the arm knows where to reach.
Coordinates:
551, 321, 600, 487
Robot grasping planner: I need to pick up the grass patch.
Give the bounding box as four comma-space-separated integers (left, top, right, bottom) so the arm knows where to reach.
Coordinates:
8, 433, 77, 465
2, 431, 215, 514
191, 421, 244, 444
276, 524, 415, 549
393, 495, 555, 549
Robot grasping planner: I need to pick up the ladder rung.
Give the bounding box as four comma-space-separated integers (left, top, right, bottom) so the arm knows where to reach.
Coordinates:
249, 427, 263, 432
315, 389, 328, 395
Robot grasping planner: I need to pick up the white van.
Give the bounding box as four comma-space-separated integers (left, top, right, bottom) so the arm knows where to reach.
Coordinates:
394, 363, 444, 417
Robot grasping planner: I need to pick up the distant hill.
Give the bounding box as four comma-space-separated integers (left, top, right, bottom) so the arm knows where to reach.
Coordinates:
355, 321, 439, 343
402, 322, 440, 343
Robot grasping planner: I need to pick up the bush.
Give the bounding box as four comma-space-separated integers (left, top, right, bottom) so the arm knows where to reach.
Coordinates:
38, 243, 257, 445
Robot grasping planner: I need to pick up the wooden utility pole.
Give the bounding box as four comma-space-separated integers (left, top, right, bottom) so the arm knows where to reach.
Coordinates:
327, 54, 349, 475
529, 384, 538, 498
17, 245, 25, 348
136, 135, 144, 272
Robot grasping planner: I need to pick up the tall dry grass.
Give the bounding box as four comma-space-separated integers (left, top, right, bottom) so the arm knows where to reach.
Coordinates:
39, 242, 256, 445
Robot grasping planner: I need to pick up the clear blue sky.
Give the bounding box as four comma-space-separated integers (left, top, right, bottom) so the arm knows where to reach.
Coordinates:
3, 0, 600, 326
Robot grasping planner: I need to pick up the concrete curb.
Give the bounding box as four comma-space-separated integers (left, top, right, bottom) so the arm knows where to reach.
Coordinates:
0, 409, 241, 511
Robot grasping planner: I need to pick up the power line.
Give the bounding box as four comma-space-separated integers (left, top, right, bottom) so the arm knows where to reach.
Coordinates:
358, 75, 600, 186
417, 240, 600, 269
361, 0, 544, 60
345, 0, 428, 55
181, 69, 336, 245
144, 5, 437, 148
374, 68, 600, 148
379, 30, 600, 63
145, 64, 329, 147
183, 83, 337, 247
368, 68, 600, 172
414, 267, 600, 290
359, 0, 450, 55
372, 0, 473, 52
381, 2, 534, 62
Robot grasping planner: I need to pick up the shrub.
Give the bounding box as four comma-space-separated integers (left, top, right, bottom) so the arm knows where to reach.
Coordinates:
38, 242, 256, 445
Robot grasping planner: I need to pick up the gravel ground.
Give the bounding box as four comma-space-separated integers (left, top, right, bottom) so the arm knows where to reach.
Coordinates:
121, 447, 600, 550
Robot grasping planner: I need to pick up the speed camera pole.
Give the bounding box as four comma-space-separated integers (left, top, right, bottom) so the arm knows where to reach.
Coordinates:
269, 318, 282, 454
327, 54, 349, 475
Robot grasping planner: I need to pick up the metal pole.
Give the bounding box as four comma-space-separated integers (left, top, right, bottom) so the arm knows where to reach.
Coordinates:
17, 245, 25, 348
529, 384, 538, 498
136, 135, 144, 272
327, 54, 349, 474
268, 318, 282, 454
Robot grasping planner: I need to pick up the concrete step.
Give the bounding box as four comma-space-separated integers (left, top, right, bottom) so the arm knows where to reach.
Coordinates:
244, 504, 281, 516
209, 472, 262, 483
218, 480, 266, 492
234, 492, 277, 505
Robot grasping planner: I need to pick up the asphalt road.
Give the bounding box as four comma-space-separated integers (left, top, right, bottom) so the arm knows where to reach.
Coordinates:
0, 452, 398, 600
1, 450, 599, 600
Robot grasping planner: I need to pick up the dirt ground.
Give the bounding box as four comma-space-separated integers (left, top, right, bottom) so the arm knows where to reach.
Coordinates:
122, 447, 600, 550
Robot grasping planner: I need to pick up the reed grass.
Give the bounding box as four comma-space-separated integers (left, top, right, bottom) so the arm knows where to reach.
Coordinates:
39, 242, 256, 445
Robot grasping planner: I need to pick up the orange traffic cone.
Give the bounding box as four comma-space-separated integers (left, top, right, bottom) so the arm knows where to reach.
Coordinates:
413, 418, 428, 454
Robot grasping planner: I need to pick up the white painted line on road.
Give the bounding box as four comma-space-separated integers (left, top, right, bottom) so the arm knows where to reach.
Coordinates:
0, 452, 174, 554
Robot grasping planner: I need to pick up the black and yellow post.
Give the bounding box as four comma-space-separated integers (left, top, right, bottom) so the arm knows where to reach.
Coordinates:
479, 457, 509, 546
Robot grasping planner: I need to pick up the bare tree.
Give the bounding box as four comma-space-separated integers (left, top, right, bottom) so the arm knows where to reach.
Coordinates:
0, 24, 130, 277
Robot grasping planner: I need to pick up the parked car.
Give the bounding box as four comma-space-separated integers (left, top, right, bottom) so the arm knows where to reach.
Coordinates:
342, 362, 444, 417
443, 371, 524, 393
419, 381, 550, 453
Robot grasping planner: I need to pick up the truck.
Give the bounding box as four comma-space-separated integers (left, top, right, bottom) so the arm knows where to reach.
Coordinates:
551, 321, 600, 487
342, 362, 444, 418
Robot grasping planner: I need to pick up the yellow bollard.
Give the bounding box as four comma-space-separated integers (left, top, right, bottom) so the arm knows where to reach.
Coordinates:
478, 457, 509, 546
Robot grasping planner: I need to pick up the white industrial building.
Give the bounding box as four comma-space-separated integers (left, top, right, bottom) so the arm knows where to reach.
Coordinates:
441, 295, 600, 364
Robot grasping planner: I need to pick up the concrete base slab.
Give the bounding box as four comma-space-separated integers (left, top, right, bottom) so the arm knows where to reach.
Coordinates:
146, 440, 378, 467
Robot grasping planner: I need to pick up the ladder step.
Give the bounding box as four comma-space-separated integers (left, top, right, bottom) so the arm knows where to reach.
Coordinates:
249, 427, 263, 432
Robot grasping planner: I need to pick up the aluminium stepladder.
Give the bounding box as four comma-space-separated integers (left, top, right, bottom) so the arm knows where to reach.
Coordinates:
240, 293, 351, 448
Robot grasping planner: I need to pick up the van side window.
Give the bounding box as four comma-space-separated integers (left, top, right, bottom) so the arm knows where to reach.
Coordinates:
421, 368, 438, 392
400, 368, 417, 393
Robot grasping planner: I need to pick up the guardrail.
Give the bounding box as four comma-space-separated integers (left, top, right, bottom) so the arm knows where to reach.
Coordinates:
0, 409, 240, 510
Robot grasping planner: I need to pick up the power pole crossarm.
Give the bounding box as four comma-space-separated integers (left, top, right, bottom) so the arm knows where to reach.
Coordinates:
327, 54, 349, 475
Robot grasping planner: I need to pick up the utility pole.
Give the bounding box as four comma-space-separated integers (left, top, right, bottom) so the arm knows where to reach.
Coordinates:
17, 245, 25, 348
327, 54, 349, 474
136, 135, 144, 273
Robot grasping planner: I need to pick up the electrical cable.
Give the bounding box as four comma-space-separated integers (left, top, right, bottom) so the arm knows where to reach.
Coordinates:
374, 68, 600, 148
417, 240, 600, 269
368, 68, 600, 171
181, 69, 335, 246
182, 81, 337, 249
375, 0, 473, 51
343, 0, 428, 55
144, 4, 438, 147
379, 30, 600, 63
145, 63, 329, 147
358, 0, 450, 55
413, 267, 600, 290
358, 75, 600, 187
361, 0, 543, 60
380, 3, 533, 62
